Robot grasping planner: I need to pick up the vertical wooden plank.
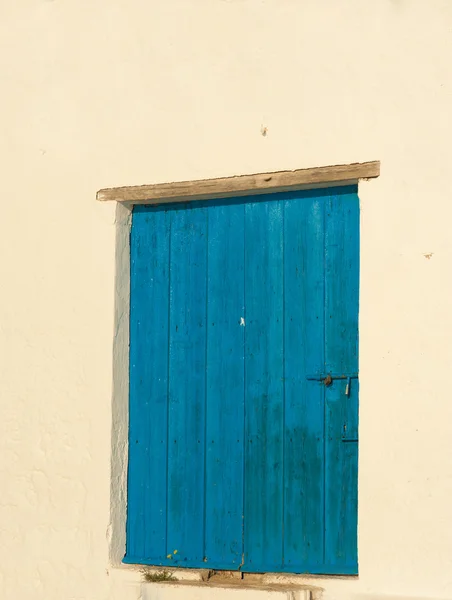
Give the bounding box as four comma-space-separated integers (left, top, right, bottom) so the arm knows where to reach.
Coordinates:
324, 187, 359, 573
283, 192, 325, 571
205, 199, 245, 568
167, 204, 208, 564
126, 206, 170, 562
243, 196, 284, 571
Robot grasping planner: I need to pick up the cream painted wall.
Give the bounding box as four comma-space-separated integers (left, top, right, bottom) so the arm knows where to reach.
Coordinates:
1, 1, 451, 599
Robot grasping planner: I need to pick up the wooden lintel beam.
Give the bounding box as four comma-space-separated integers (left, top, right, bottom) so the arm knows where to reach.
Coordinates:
97, 161, 380, 205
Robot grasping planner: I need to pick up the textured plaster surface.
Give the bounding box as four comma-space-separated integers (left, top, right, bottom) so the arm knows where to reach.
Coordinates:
1, 1, 452, 599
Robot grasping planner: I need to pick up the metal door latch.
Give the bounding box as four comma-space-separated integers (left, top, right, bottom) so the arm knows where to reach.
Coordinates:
306, 373, 358, 396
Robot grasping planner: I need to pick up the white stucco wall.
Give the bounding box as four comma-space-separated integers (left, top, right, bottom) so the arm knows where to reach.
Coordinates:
1, 1, 452, 599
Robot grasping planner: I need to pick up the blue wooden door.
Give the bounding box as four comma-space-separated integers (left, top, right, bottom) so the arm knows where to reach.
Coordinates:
125, 186, 359, 574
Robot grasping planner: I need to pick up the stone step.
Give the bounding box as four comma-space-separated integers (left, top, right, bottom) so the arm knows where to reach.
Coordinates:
141, 581, 313, 600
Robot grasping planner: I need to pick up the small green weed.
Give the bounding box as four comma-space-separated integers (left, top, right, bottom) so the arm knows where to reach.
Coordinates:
142, 569, 176, 583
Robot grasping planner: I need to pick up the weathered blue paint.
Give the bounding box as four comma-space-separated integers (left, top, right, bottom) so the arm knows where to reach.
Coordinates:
166, 205, 208, 564
125, 187, 359, 574
127, 207, 171, 562
282, 196, 325, 571
205, 201, 245, 566
243, 197, 284, 570
323, 191, 359, 573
